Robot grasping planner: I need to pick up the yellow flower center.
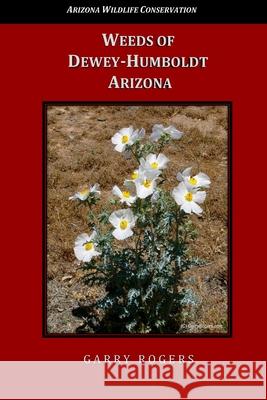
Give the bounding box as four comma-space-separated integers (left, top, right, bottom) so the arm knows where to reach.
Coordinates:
122, 191, 130, 198
120, 219, 128, 230
84, 242, 94, 251
121, 135, 129, 144
143, 179, 152, 188
79, 187, 89, 196
131, 171, 138, 180
150, 162, 159, 169
189, 177, 197, 185
185, 192, 193, 202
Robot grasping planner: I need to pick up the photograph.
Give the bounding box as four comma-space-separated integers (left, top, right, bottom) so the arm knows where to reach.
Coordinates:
45, 103, 230, 335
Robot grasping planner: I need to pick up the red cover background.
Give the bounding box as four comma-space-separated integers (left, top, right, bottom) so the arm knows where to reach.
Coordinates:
0, 24, 265, 361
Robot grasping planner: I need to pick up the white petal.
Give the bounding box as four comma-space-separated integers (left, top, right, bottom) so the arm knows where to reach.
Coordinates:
184, 180, 198, 191
69, 194, 78, 200
181, 202, 193, 214
176, 182, 188, 194
123, 208, 134, 221
139, 158, 146, 168
171, 131, 183, 139
78, 193, 89, 201
145, 170, 161, 180
195, 173, 211, 188
182, 167, 192, 177
137, 165, 146, 175
167, 126, 183, 139
172, 189, 181, 205
74, 246, 85, 261
75, 233, 90, 247
138, 128, 145, 138
128, 215, 137, 228
116, 209, 128, 218
112, 227, 133, 240
127, 137, 135, 146
150, 131, 162, 142
112, 185, 122, 198
92, 249, 101, 257
90, 183, 101, 194
131, 131, 139, 143
176, 172, 184, 182
109, 212, 121, 228
132, 127, 145, 140
88, 230, 97, 241
82, 251, 94, 262
109, 209, 133, 227
191, 202, 203, 215
111, 132, 122, 144
151, 124, 183, 141
121, 126, 133, 136
114, 143, 126, 152
152, 124, 164, 133
136, 184, 153, 199
193, 190, 206, 204
146, 154, 157, 164
150, 125, 164, 142
135, 183, 146, 198
124, 196, 136, 206
157, 153, 169, 169
172, 187, 186, 205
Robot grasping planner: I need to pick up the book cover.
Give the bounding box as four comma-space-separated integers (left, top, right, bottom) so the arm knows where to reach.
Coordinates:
0, 1, 266, 398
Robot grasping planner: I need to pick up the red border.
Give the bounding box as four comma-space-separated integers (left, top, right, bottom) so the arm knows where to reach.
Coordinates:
0, 23, 266, 363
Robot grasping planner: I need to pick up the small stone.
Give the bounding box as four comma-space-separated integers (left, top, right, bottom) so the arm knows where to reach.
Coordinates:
62, 275, 73, 282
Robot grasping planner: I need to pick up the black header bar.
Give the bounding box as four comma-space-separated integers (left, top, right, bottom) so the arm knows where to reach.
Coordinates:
1, 0, 267, 23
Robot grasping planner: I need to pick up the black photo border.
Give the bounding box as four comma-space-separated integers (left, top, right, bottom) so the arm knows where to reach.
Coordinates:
42, 101, 232, 338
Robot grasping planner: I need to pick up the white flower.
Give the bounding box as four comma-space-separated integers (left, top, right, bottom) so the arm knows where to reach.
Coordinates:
124, 170, 141, 193
89, 183, 101, 195
112, 185, 136, 206
128, 169, 140, 182
134, 127, 145, 140
69, 183, 101, 201
124, 167, 146, 188
172, 182, 206, 216
109, 209, 136, 240
151, 124, 183, 142
135, 169, 159, 199
111, 126, 144, 153
74, 232, 101, 262
140, 153, 169, 172
177, 167, 211, 189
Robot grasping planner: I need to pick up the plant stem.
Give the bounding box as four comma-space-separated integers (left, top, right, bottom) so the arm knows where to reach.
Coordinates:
87, 206, 98, 229
130, 146, 140, 163
174, 204, 181, 293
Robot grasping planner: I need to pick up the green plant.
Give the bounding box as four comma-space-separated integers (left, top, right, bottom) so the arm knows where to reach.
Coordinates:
69, 124, 211, 333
